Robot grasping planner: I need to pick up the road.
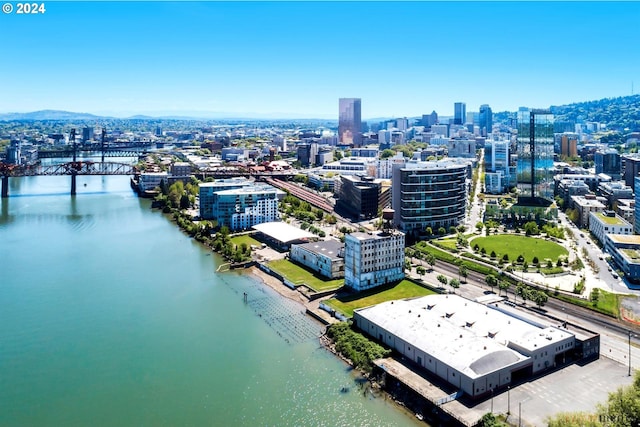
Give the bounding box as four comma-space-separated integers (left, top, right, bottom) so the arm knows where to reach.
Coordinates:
408, 257, 640, 372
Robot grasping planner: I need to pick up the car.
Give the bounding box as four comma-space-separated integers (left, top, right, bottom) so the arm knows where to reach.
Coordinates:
612, 273, 619, 279
586, 240, 591, 245
580, 233, 584, 237
599, 256, 603, 260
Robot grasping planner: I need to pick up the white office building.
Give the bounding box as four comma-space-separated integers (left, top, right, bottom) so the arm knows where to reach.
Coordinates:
344, 230, 405, 292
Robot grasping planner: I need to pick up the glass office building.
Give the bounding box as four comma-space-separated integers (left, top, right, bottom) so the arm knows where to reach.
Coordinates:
338, 98, 362, 146
516, 108, 554, 202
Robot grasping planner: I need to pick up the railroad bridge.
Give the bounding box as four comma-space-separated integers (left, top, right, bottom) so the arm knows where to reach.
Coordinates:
0, 161, 138, 197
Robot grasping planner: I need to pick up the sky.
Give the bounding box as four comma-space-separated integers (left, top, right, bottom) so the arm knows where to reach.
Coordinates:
1, 1, 640, 119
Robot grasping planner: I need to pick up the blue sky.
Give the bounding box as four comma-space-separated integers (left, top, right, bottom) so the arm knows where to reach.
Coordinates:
1, 1, 639, 119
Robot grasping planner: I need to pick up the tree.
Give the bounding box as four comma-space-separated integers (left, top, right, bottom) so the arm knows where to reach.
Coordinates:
516, 283, 530, 304
380, 148, 395, 159
532, 256, 539, 265
416, 266, 426, 278
490, 250, 497, 259
180, 194, 190, 209
485, 274, 498, 292
449, 278, 460, 293
498, 280, 510, 297
438, 226, 447, 236
502, 253, 509, 262
425, 253, 436, 271
425, 226, 433, 237
459, 265, 468, 283
437, 274, 448, 286
475, 221, 484, 233
478, 413, 508, 427
546, 412, 601, 427
524, 221, 540, 236
532, 290, 548, 308
598, 381, 640, 427
590, 288, 601, 306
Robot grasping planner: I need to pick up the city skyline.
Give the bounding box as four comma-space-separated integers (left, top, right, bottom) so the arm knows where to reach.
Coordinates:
2, 2, 640, 119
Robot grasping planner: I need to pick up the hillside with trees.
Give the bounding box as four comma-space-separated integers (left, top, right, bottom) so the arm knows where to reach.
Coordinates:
493, 94, 640, 133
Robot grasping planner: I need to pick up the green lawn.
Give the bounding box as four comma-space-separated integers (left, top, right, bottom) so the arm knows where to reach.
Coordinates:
434, 238, 458, 250
324, 279, 436, 318
230, 234, 261, 249
555, 289, 620, 318
267, 259, 343, 292
471, 235, 568, 263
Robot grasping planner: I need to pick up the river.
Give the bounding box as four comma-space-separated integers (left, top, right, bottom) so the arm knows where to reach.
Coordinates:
0, 175, 423, 426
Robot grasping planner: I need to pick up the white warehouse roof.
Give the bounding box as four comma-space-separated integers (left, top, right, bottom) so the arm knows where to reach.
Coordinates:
252, 221, 316, 243
355, 294, 572, 379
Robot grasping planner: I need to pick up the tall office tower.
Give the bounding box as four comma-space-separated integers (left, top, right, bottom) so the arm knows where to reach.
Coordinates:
516, 108, 554, 202
595, 149, 621, 180
560, 134, 578, 157
484, 140, 512, 193
454, 102, 466, 125
338, 98, 362, 146
623, 155, 640, 191
478, 104, 493, 137
421, 111, 438, 127
82, 127, 94, 142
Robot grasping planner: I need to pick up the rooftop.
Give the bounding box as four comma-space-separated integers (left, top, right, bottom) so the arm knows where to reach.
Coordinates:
620, 249, 640, 264
355, 295, 572, 380
607, 234, 640, 245
292, 240, 343, 260
592, 212, 628, 226
252, 221, 316, 243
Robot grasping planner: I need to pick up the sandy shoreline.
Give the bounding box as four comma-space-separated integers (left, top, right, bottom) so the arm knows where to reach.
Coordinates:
246, 265, 310, 306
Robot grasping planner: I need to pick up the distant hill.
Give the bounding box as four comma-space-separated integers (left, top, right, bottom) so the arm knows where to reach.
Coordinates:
550, 95, 640, 132
0, 110, 106, 121
494, 95, 640, 133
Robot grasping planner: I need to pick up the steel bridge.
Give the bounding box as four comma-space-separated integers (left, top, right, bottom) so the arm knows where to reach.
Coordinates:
37, 149, 147, 159
0, 161, 138, 198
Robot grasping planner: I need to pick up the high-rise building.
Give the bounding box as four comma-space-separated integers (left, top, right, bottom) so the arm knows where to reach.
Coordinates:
623, 155, 640, 191
595, 149, 621, 180
635, 176, 640, 234
478, 104, 493, 137
344, 230, 405, 292
516, 108, 554, 202
560, 134, 578, 157
421, 111, 438, 127
338, 98, 362, 146
484, 140, 512, 193
82, 127, 94, 142
454, 102, 466, 125
392, 160, 467, 233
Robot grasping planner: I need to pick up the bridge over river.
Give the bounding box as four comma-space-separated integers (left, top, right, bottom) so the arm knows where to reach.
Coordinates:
0, 161, 138, 197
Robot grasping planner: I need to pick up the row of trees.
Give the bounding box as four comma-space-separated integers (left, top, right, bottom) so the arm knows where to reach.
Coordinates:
326, 322, 391, 373
211, 226, 252, 263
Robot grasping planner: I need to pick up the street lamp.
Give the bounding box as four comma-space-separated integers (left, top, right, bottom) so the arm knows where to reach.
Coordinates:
630, 330, 633, 377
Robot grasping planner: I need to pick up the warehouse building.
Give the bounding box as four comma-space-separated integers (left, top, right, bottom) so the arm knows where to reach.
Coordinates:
354, 295, 583, 399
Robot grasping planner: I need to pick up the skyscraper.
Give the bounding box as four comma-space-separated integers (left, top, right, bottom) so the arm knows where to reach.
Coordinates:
478, 104, 493, 137
454, 102, 466, 125
516, 108, 554, 202
338, 98, 362, 146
